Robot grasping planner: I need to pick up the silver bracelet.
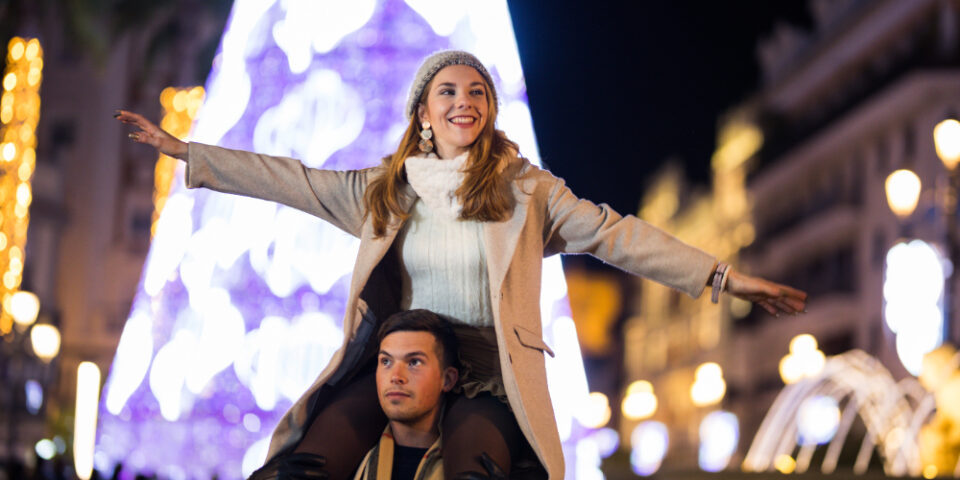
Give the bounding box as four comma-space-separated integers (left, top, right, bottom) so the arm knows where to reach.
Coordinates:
711, 262, 729, 304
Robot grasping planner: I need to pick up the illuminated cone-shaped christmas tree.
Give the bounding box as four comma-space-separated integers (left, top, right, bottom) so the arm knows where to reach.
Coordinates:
98, 1, 591, 478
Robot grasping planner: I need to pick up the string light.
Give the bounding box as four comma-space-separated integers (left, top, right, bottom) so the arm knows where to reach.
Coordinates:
0, 37, 42, 334
152, 86, 204, 237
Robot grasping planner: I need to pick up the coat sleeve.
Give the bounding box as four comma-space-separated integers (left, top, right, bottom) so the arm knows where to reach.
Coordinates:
542, 172, 716, 298
184, 142, 372, 238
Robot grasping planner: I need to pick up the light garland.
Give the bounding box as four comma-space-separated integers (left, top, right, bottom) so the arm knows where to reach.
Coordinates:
0, 37, 42, 334
152, 86, 203, 237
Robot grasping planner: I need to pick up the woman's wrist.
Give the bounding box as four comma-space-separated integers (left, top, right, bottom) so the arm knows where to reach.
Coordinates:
710, 262, 731, 304
169, 140, 189, 160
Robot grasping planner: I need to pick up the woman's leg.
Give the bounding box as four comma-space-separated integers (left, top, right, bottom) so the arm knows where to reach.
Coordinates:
268, 370, 386, 480
441, 393, 524, 478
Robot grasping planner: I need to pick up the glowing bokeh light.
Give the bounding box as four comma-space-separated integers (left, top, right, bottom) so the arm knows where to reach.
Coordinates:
592, 427, 620, 459
884, 169, 921, 218
779, 333, 826, 384
690, 362, 726, 407
883, 240, 945, 375
774, 454, 796, 474
29, 324, 60, 362
698, 410, 738, 472
75, 362, 101, 480
98, 0, 585, 477
630, 421, 669, 476
621, 380, 657, 420
35, 439, 56, 460
25, 379, 42, 414
934, 118, 960, 170
576, 392, 612, 429
797, 395, 840, 445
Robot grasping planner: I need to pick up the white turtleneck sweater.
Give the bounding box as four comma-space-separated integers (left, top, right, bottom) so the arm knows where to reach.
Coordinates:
398, 153, 494, 327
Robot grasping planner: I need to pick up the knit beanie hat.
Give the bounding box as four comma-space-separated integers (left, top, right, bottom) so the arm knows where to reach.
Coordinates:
405, 50, 499, 120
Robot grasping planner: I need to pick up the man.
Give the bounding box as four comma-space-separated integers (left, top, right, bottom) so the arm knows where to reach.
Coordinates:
354, 309, 459, 480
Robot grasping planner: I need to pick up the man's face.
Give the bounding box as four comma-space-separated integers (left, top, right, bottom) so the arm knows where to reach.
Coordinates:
376, 331, 457, 430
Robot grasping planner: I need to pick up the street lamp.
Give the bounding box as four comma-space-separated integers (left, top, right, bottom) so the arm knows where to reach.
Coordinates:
934, 118, 960, 170
0, 290, 59, 465
30, 324, 60, 363
885, 169, 921, 218
8, 290, 40, 328
935, 117, 960, 345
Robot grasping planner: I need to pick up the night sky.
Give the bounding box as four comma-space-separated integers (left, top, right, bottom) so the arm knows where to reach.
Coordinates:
508, 1, 813, 216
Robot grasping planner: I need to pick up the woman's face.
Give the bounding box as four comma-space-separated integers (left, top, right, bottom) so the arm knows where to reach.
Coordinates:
417, 65, 490, 159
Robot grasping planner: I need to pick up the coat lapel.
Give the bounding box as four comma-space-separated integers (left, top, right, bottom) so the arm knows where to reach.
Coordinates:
484, 173, 532, 296
346, 182, 419, 333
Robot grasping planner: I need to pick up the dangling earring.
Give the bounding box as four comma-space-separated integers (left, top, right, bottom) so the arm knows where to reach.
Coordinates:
418, 121, 434, 153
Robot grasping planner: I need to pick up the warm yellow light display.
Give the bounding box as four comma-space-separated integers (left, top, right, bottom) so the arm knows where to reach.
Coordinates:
773, 454, 796, 474
934, 118, 960, 171
779, 334, 826, 384
690, 362, 727, 407
885, 169, 922, 218
712, 122, 763, 171
0, 37, 42, 335
153, 86, 204, 236
576, 391, 612, 429
622, 380, 658, 420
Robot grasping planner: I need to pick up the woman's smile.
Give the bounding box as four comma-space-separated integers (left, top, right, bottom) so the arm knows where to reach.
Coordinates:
418, 64, 489, 159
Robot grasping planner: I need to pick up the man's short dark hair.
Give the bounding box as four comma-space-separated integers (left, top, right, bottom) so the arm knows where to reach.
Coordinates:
377, 309, 459, 369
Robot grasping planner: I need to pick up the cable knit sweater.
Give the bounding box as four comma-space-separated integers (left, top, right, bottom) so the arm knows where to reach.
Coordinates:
398, 152, 494, 326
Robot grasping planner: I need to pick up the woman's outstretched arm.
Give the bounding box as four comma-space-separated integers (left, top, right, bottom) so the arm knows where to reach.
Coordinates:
541, 170, 806, 316
114, 110, 372, 237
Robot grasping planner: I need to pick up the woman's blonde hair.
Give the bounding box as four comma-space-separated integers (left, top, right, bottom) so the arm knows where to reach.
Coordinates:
364, 73, 518, 237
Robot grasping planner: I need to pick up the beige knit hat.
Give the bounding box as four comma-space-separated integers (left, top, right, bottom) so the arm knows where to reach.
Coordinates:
405, 50, 499, 120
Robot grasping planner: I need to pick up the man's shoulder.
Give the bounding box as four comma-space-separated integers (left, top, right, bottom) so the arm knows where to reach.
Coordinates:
352, 445, 378, 480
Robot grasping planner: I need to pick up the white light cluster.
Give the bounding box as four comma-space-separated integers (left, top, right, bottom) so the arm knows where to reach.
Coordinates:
75, 362, 102, 480
546, 315, 590, 441
796, 395, 840, 445
883, 240, 945, 375
272, 0, 376, 72
698, 410, 738, 472
630, 421, 669, 476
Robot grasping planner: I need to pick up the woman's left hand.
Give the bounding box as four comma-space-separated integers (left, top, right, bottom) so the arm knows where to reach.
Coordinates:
725, 269, 807, 316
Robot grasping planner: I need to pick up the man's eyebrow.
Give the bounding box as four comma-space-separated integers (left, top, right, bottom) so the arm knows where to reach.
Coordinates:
378, 350, 429, 358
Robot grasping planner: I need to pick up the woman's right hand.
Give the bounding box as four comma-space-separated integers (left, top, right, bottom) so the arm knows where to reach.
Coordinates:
114, 110, 188, 160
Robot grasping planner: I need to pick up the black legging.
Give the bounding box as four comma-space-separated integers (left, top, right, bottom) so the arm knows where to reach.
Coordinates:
283, 371, 534, 479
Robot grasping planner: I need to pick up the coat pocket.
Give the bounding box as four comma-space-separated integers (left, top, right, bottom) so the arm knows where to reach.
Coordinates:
513, 325, 555, 358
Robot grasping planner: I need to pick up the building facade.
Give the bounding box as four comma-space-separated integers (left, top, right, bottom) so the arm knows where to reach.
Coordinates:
625, 0, 960, 472
0, 3, 227, 462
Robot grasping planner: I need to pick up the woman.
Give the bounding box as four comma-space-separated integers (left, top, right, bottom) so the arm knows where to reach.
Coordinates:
116, 50, 805, 479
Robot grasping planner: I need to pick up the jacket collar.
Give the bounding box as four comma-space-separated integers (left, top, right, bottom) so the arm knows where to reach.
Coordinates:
371, 424, 442, 480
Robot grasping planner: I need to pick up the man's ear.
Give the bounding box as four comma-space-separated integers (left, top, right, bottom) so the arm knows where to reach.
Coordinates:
442, 367, 459, 392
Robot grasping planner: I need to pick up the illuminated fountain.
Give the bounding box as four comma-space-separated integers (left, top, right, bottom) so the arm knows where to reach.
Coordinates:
97, 1, 594, 479
743, 349, 960, 477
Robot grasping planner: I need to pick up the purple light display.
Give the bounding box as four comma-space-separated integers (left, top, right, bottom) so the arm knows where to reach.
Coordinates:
98, 1, 595, 478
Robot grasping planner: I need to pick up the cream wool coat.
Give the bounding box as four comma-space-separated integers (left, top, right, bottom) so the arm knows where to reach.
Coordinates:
185, 142, 717, 479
